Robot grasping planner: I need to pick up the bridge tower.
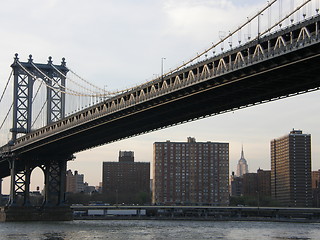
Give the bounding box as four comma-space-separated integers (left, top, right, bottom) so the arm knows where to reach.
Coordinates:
1, 54, 72, 221
10, 54, 68, 142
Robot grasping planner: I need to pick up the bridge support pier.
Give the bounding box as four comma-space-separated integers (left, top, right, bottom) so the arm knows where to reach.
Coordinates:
43, 158, 67, 207
0, 157, 72, 221
8, 158, 31, 206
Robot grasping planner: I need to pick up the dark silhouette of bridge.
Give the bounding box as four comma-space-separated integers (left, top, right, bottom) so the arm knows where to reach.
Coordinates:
0, 0, 320, 221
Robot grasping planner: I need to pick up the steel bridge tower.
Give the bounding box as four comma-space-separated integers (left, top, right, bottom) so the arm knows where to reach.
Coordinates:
1, 54, 73, 221
10, 54, 68, 142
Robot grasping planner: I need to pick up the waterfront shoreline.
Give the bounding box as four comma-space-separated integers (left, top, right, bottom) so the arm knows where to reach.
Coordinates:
73, 215, 320, 223
72, 206, 320, 223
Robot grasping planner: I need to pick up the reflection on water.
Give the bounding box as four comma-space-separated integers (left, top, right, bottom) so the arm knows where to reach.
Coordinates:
42, 232, 66, 240
0, 220, 319, 240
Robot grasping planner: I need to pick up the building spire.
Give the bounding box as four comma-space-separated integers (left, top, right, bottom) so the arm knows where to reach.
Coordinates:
236, 144, 249, 177
241, 144, 245, 159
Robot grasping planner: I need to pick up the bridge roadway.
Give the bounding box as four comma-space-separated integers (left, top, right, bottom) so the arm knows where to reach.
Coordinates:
1, 15, 320, 177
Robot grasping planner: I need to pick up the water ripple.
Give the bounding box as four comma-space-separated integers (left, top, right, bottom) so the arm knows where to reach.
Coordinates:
0, 220, 319, 240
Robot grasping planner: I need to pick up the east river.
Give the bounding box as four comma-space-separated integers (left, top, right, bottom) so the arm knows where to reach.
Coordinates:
0, 220, 319, 240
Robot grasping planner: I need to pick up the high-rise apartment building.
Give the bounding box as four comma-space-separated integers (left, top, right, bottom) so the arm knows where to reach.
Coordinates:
153, 137, 229, 205
102, 151, 150, 204
236, 146, 248, 177
66, 170, 85, 193
271, 129, 312, 207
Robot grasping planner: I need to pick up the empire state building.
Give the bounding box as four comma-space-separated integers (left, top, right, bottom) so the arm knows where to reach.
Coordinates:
236, 146, 249, 177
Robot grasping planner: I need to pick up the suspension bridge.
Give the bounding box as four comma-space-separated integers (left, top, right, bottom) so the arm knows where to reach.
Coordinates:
0, 0, 320, 221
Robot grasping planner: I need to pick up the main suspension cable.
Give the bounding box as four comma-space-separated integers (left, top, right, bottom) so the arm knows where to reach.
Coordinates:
50, 64, 104, 95
31, 99, 47, 128
0, 70, 13, 103
0, 103, 13, 130
67, 67, 106, 92
254, 0, 312, 41
17, 61, 90, 97
32, 80, 44, 103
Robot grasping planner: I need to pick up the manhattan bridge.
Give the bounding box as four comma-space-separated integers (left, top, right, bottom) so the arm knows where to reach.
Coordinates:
0, 0, 320, 220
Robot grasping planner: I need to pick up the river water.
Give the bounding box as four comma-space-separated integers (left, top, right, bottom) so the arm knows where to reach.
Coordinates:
0, 220, 319, 240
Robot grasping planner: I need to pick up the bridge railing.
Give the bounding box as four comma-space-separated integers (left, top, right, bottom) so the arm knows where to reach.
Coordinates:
7, 15, 320, 152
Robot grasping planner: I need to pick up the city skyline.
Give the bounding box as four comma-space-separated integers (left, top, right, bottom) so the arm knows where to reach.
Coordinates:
1, 0, 320, 193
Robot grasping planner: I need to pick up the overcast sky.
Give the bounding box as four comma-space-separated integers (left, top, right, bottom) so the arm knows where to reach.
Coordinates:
1, 0, 319, 193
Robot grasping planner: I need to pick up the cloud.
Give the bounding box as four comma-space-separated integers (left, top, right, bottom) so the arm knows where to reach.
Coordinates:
162, 0, 265, 39
163, 0, 235, 38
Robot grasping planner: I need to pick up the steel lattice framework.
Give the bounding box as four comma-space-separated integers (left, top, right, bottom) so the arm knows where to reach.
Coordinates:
46, 57, 67, 125
10, 54, 68, 142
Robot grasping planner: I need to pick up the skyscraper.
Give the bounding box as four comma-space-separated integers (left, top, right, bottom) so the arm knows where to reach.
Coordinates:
271, 129, 312, 207
236, 146, 249, 177
153, 137, 229, 206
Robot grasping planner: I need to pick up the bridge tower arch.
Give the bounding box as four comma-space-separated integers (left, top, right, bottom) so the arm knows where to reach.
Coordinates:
3, 155, 73, 221
28, 166, 44, 206
7, 157, 69, 207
